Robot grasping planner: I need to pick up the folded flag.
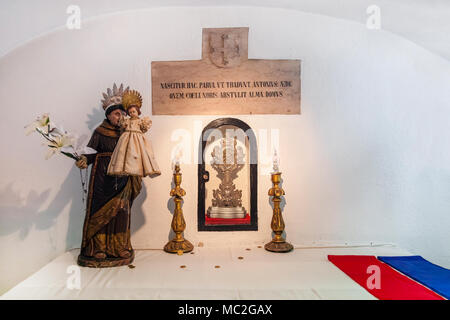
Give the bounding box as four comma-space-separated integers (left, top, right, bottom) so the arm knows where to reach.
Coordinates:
378, 256, 449, 300
328, 255, 444, 300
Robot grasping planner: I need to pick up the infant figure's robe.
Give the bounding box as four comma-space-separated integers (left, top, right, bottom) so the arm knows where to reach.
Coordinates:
107, 117, 161, 177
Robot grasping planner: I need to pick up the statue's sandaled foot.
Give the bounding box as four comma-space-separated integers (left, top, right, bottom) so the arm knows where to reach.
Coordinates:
94, 251, 107, 259
78, 250, 134, 268
119, 250, 132, 258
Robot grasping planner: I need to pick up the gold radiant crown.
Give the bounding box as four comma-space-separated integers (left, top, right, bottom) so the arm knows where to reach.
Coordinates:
101, 83, 129, 111
122, 90, 143, 111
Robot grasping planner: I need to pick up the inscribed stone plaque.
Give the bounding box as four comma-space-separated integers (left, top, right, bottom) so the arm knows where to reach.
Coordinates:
151, 27, 301, 115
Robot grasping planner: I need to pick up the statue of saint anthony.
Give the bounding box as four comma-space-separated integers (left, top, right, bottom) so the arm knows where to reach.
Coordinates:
75, 83, 142, 267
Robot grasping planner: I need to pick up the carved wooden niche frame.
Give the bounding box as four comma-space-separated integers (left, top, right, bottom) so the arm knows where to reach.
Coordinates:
198, 118, 258, 231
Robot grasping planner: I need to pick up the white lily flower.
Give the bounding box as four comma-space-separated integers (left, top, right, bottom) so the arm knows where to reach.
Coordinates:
48, 123, 68, 138
71, 134, 97, 158
24, 113, 50, 136
44, 133, 76, 160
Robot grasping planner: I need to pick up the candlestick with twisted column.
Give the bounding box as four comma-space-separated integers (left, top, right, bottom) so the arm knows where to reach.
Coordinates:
164, 164, 193, 253
265, 171, 293, 252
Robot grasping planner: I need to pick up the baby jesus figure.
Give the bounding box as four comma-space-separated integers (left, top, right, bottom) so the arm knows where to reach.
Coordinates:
107, 90, 161, 177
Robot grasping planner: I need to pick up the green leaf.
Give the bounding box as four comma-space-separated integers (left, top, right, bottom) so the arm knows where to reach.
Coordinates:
61, 151, 78, 160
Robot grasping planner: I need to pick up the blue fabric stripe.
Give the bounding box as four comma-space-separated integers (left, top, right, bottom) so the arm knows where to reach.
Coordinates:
378, 255, 450, 299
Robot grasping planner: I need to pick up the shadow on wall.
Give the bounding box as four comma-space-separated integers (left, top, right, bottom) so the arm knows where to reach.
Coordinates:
86, 106, 105, 131
0, 182, 52, 240
0, 164, 148, 251
0, 167, 84, 252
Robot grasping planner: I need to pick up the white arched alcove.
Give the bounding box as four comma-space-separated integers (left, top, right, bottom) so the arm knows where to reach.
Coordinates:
1, 6, 449, 294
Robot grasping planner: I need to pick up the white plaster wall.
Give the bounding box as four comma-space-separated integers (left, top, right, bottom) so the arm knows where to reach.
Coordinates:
1, 6, 450, 294
2, 1, 450, 61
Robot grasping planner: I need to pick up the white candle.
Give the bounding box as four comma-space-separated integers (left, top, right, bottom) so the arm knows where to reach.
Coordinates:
172, 148, 182, 172
273, 148, 280, 173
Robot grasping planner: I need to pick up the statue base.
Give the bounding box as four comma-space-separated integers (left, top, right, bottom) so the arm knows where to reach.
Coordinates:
164, 239, 194, 253
77, 250, 135, 268
207, 206, 246, 219
264, 240, 294, 253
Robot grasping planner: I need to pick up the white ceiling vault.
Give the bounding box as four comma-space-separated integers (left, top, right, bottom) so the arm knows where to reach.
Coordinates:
1, 0, 449, 61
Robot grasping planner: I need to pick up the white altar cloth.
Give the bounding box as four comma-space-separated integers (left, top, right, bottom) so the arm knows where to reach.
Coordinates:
1, 245, 412, 300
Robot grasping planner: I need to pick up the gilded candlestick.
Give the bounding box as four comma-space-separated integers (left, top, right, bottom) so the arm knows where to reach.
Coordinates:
164, 164, 193, 253
265, 171, 293, 253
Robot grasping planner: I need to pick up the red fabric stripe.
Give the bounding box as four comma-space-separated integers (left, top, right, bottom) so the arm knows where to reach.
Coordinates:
328, 255, 444, 300
204, 213, 251, 225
